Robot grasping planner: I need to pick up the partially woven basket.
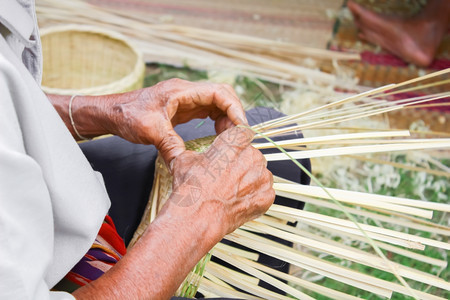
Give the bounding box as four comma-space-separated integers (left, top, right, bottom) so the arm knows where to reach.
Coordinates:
40, 25, 145, 95
129, 136, 216, 297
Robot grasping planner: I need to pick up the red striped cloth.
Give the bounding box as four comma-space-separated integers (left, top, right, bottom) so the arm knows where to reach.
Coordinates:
53, 215, 127, 292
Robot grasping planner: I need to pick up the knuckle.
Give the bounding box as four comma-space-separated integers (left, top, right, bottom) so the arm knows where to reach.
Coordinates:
167, 78, 184, 84
252, 148, 265, 162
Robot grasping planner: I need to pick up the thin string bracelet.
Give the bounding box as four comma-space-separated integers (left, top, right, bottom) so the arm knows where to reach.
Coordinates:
69, 95, 90, 141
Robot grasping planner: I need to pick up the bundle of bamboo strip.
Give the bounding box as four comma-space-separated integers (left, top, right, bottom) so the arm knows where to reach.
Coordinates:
129, 69, 450, 299
36, 0, 360, 88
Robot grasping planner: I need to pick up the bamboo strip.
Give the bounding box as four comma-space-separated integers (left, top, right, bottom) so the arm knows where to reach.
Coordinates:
303, 126, 445, 135
388, 68, 450, 91
362, 206, 450, 232
245, 221, 450, 290
229, 230, 448, 300
271, 208, 449, 251
150, 173, 159, 223
214, 242, 259, 261
228, 230, 394, 297
257, 214, 448, 268
269, 204, 450, 250
285, 92, 448, 127
256, 93, 449, 137
206, 262, 294, 300
213, 249, 316, 300
268, 91, 437, 124
142, 29, 336, 83
268, 204, 442, 249
299, 216, 425, 248
267, 138, 450, 146
206, 261, 260, 286
267, 210, 424, 249
274, 190, 450, 236
265, 141, 450, 164
200, 276, 262, 300
273, 185, 432, 219
254, 84, 395, 131
409, 103, 450, 109
380, 78, 450, 97
255, 105, 399, 137
161, 24, 360, 61
275, 183, 450, 213
257, 90, 447, 134
252, 130, 410, 149
248, 219, 398, 268
225, 251, 364, 300
427, 156, 450, 173
202, 271, 235, 290
245, 221, 390, 268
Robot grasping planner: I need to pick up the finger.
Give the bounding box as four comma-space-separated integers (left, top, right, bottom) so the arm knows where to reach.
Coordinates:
213, 85, 248, 126
214, 115, 234, 134
261, 169, 275, 205
348, 1, 390, 33
156, 126, 187, 171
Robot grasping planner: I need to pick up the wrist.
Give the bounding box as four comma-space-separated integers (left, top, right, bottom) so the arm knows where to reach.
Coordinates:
158, 189, 227, 249
70, 94, 113, 138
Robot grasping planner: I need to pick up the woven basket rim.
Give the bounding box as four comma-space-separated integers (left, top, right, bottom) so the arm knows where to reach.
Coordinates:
40, 24, 145, 95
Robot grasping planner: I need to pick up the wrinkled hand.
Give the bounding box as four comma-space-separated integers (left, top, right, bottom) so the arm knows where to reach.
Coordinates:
109, 79, 247, 165
163, 127, 275, 237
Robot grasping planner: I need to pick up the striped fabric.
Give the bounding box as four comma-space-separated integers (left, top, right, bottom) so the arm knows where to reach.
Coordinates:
53, 215, 127, 292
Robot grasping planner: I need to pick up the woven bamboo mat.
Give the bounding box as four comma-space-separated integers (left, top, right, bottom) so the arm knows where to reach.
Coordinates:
87, 0, 342, 49
328, 6, 450, 133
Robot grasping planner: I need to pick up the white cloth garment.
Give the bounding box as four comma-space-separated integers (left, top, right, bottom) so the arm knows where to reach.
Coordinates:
0, 1, 110, 299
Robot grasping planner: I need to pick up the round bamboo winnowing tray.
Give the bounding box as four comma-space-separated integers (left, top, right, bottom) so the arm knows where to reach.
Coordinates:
40, 25, 145, 95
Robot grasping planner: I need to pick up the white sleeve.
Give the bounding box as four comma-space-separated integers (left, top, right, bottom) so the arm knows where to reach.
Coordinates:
0, 55, 74, 300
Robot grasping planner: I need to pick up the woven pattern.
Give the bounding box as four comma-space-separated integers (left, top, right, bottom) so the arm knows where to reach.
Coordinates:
41, 25, 145, 95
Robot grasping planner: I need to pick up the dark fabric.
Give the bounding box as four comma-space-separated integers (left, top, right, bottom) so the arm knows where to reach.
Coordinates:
80, 107, 311, 295
80, 137, 158, 244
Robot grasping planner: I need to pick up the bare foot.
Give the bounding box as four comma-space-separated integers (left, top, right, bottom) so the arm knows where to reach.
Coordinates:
348, 0, 450, 67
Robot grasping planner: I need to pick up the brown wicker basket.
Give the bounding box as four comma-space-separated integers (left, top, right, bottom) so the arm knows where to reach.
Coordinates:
40, 25, 145, 95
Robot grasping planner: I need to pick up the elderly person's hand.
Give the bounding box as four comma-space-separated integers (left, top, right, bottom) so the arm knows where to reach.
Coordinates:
111, 79, 248, 164
48, 79, 247, 165
165, 126, 275, 236
71, 108, 275, 300
48, 79, 275, 299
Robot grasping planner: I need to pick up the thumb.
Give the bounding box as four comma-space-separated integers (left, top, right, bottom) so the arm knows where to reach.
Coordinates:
157, 127, 186, 170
